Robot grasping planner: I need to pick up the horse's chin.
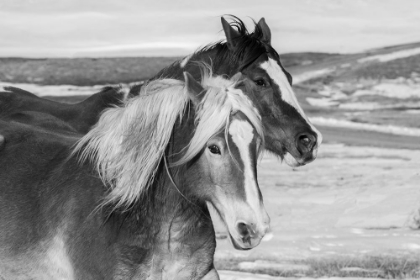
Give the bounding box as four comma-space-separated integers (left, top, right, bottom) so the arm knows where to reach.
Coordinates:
283, 152, 304, 167
283, 149, 318, 167
227, 232, 262, 251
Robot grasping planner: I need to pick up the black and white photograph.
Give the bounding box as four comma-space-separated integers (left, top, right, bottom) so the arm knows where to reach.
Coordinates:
0, 0, 419, 279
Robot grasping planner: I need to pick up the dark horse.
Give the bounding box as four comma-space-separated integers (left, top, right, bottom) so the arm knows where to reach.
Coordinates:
0, 16, 321, 166
0, 70, 269, 279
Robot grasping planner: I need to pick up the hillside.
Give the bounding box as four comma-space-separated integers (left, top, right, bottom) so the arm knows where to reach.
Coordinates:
286, 42, 420, 131
0, 57, 179, 86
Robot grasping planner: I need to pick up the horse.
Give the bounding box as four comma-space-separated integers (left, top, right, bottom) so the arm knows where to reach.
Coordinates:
0, 16, 321, 167
0, 69, 269, 279
0, 86, 125, 134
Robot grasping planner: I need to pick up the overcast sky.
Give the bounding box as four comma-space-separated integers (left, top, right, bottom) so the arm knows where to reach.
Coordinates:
1, 0, 419, 57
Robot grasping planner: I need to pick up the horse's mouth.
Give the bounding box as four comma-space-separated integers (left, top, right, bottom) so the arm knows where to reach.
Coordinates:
228, 233, 253, 251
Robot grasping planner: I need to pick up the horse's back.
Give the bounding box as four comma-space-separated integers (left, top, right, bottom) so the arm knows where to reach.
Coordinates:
0, 86, 125, 134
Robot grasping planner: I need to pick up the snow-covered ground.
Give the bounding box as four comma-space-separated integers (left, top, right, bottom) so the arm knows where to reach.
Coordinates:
306, 76, 420, 110
358, 47, 420, 63
219, 270, 387, 280
310, 117, 420, 137
2, 81, 419, 278
0, 82, 133, 97
213, 143, 420, 273
292, 68, 335, 85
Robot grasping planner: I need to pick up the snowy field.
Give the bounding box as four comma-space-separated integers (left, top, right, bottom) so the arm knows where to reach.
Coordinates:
214, 143, 420, 278
2, 69, 419, 278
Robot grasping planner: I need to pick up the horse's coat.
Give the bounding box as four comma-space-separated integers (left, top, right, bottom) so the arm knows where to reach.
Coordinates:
0, 72, 268, 279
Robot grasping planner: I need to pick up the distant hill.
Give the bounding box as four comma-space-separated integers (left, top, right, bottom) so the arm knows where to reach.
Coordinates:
287, 41, 420, 84
0, 52, 342, 86
1, 41, 420, 86
0, 57, 180, 86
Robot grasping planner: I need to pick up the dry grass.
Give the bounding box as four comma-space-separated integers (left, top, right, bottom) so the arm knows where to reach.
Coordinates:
215, 255, 420, 279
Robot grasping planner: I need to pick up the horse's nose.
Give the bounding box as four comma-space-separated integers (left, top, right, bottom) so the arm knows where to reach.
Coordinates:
296, 131, 317, 156
236, 221, 257, 244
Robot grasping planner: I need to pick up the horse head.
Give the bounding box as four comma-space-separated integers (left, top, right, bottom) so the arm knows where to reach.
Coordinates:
174, 72, 270, 250
222, 17, 322, 167
176, 16, 322, 167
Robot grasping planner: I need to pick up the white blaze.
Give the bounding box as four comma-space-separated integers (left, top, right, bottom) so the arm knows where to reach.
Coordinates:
260, 58, 323, 146
228, 119, 266, 229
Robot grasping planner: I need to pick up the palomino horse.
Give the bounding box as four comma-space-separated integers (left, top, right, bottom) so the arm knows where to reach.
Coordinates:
0, 70, 269, 279
0, 16, 321, 166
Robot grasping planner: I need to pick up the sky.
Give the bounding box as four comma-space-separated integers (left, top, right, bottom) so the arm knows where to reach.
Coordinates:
0, 0, 419, 57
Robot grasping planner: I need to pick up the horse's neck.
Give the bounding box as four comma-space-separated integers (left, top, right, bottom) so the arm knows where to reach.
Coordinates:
114, 174, 216, 279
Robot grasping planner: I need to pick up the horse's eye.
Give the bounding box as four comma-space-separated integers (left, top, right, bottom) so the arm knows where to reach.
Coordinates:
255, 79, 266, 87
208, 145, 221, 155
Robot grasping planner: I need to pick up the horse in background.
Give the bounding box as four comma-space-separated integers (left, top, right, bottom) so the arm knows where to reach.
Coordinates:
0, 16, 322, 167
0, 86, 125, 134
0, 69, 269, 279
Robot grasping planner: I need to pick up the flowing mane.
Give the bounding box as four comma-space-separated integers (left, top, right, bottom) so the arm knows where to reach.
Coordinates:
154, 16, 280, 79
74, 68, 263, 208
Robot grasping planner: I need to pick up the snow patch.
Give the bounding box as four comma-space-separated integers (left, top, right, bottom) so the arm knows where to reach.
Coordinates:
354, 82, 420, 99
310, 117, 420, 137
293, 68, 334, 84
358, 47, 420, 63
219, 270, 284, 280
0, 81, 134, 97
402, 243, 420, 250
237, 261, 310, 272
306, 97, 339, 107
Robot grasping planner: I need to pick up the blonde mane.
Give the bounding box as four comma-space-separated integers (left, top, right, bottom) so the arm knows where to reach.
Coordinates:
74, 70, 263, 208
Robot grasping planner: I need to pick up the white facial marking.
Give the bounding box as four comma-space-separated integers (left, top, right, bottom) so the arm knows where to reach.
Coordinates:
228, 119, 266, 228
180, 54, 192, 68
43, 234, 75, 280
260, 58, 323, 145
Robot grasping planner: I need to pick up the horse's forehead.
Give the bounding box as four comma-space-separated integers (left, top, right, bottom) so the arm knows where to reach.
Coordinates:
228, 118, 255, 148
258, 57, 305, 114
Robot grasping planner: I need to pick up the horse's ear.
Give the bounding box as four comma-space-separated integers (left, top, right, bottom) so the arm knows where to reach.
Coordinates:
221, 17, 240, 50
184, 72, 205, 106
257, 17, 271, 45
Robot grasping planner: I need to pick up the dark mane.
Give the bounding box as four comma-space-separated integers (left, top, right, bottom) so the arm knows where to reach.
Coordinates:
200, 16, 278, 70
154, 16, 279, 79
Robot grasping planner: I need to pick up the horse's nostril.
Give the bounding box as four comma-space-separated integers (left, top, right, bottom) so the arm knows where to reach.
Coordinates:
297, 132, 317, 154
300, 135, 310, 145
237, 222, 249, 237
